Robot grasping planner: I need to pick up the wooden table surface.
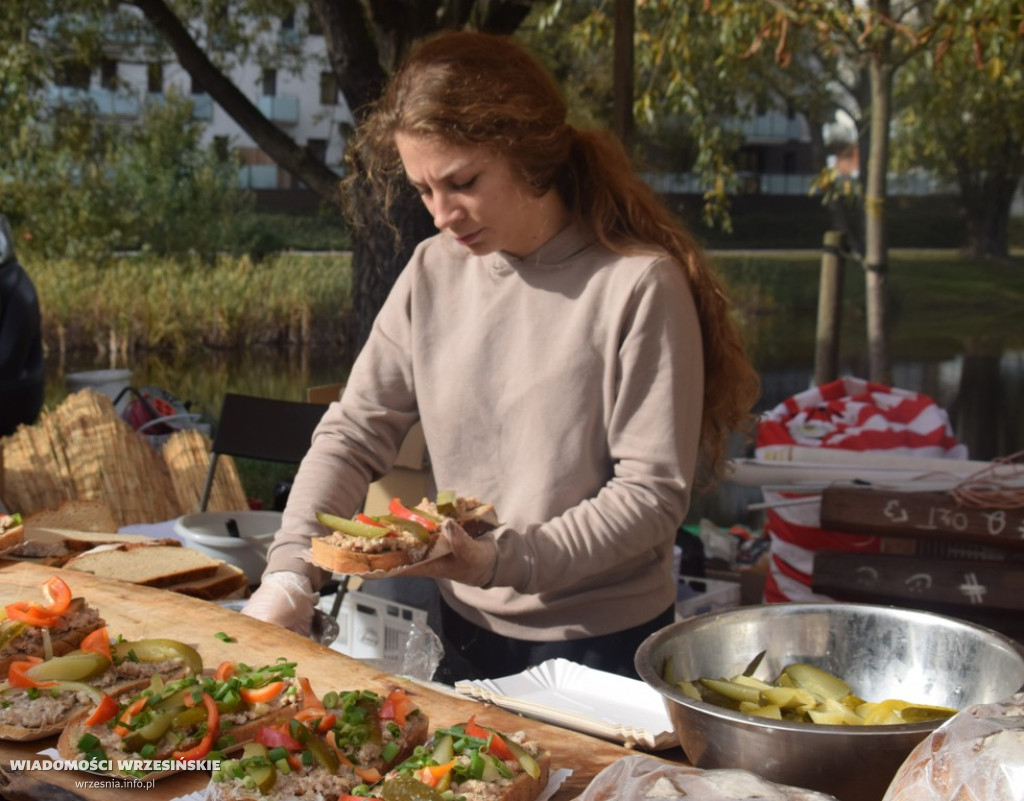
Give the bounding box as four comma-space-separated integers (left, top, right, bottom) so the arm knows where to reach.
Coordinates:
0, 561, 656, 800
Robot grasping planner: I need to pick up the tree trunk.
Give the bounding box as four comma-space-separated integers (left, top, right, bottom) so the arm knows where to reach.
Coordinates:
130, 0, 343, 206
612, 0, 634, 149
863, 52, 893, 385
960, 172, 1016, 261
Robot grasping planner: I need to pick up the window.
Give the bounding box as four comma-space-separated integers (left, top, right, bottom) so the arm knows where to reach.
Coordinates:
147, 62, 163, 94
319, 71, 337, 106
100, 59, 118, 90
57, 60, 91, 89
307, 9, 323, 35
307, 138, 327, 161
262, 68, 277, 97
213, 136, 230, 162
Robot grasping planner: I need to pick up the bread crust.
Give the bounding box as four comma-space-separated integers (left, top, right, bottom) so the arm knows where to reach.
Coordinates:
0, 521, 24, 553
310, 537, 415, 574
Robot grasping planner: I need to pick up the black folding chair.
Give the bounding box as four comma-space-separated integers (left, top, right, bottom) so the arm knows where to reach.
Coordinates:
198, 393, 326, 512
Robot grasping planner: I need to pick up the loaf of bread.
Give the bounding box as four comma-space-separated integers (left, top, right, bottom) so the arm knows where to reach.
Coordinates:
64, 542, 223, 587
164, 562, 249, 599
882, 692, 1024, 800
24, 499, 118, 533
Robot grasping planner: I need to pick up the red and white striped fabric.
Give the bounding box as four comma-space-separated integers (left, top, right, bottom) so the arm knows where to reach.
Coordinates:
756, 377, 967, 603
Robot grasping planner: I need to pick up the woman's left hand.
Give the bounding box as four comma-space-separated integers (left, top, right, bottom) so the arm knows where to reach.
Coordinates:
398, 519, 498, 587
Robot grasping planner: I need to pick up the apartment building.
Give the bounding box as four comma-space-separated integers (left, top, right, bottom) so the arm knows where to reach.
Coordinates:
48, 8, 816, 204
49, 8, 353, 196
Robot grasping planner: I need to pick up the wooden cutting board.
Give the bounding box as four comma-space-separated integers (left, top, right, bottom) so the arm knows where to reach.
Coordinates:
0, 561, 652, 800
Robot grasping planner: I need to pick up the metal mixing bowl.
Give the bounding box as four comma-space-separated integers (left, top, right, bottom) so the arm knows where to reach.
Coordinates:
635, 603, 1024, 801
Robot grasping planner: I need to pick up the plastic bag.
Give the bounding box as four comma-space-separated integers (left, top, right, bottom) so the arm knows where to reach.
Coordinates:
572, 754, 838, 801
882, 692, 1024, 801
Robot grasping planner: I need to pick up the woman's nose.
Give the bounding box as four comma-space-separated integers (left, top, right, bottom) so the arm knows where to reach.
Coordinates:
431, 192, 463, 229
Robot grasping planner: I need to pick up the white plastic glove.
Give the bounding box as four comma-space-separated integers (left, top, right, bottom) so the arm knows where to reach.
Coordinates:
395, 519, 498, 587
241, 571, 318, 637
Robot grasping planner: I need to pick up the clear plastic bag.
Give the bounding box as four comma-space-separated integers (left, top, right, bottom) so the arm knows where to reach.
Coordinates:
883, 692, 1024, 801
572, 754, 838, 801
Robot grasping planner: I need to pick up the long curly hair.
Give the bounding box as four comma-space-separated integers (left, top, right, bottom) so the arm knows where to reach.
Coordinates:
344, 30, 760, 486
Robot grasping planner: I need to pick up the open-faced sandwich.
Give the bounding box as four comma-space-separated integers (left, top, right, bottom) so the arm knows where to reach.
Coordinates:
342, 716, 550, 801
1, 574, 105, 675
0, 626, 203, 741
312, 492, 498, 574
0, 512, 24, 553
57, 658, 304, 780
207, 685, 428, 800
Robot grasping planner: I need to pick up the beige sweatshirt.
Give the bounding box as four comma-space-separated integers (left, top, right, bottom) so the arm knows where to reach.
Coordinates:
266, 221, 703, 640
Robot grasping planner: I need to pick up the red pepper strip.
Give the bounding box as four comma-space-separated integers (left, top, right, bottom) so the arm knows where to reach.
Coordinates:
388, 498, 438, 532
465, 716, 514, 760
173, 691, 219, 761
41, 575, 73, 616
316, 712, 337, 733
85, 694, 119, 727
355, 513, 386, 528
214, 661, 235, 681
80, 627, 113, 662
355, 765, 382, 783
379, 687, 416, 727
297, 677, 324, 712
5, 601, 60, 628
256, 724, 303, 751
8, 657, 58, 689
240, 680, 286, 705
114, 696, 149, 737
416, 760, 458, 788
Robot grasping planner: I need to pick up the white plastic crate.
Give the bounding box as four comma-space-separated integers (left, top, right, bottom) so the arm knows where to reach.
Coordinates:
327, 590, 428, 667
675, 575, 741, 620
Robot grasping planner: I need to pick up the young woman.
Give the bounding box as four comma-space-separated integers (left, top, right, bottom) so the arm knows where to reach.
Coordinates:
244, 30, 760, 681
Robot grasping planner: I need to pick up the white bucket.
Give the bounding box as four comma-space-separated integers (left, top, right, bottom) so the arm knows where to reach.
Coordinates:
66, 369, 133, 406
174, 510, 281, 585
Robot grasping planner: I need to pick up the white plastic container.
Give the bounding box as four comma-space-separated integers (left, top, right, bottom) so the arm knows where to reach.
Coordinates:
173, 510, 281, 585
65, 369, 133, 408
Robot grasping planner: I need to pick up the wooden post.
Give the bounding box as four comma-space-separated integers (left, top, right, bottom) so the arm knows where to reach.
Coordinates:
814, 230, 845, 386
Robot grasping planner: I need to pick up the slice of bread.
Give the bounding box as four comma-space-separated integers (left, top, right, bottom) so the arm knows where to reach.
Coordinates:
64, 543, 223, 587
164, 563, 249, 600
24, 499, 118, 533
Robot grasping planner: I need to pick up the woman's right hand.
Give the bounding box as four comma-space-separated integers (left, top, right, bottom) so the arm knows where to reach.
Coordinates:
242, 571, 317, 636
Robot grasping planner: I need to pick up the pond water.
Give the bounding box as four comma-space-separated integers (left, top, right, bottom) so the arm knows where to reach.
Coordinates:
45, 327, 1023, 462
38, 255, 1024, 512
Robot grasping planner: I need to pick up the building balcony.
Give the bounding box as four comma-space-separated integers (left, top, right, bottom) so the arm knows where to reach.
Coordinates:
47, 86, 140, 118
239, 164, 279, 189
258, 94, 299, 125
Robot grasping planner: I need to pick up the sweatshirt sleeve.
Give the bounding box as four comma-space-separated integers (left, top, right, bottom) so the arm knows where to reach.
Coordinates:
263, 264, 421, 585
487, 257, 704, 594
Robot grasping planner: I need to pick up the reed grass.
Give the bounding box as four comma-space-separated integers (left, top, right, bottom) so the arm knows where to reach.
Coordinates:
26, 252, 353, 358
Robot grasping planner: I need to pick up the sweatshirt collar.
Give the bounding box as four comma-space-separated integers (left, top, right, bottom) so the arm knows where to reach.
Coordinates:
487, 220, 597, 273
